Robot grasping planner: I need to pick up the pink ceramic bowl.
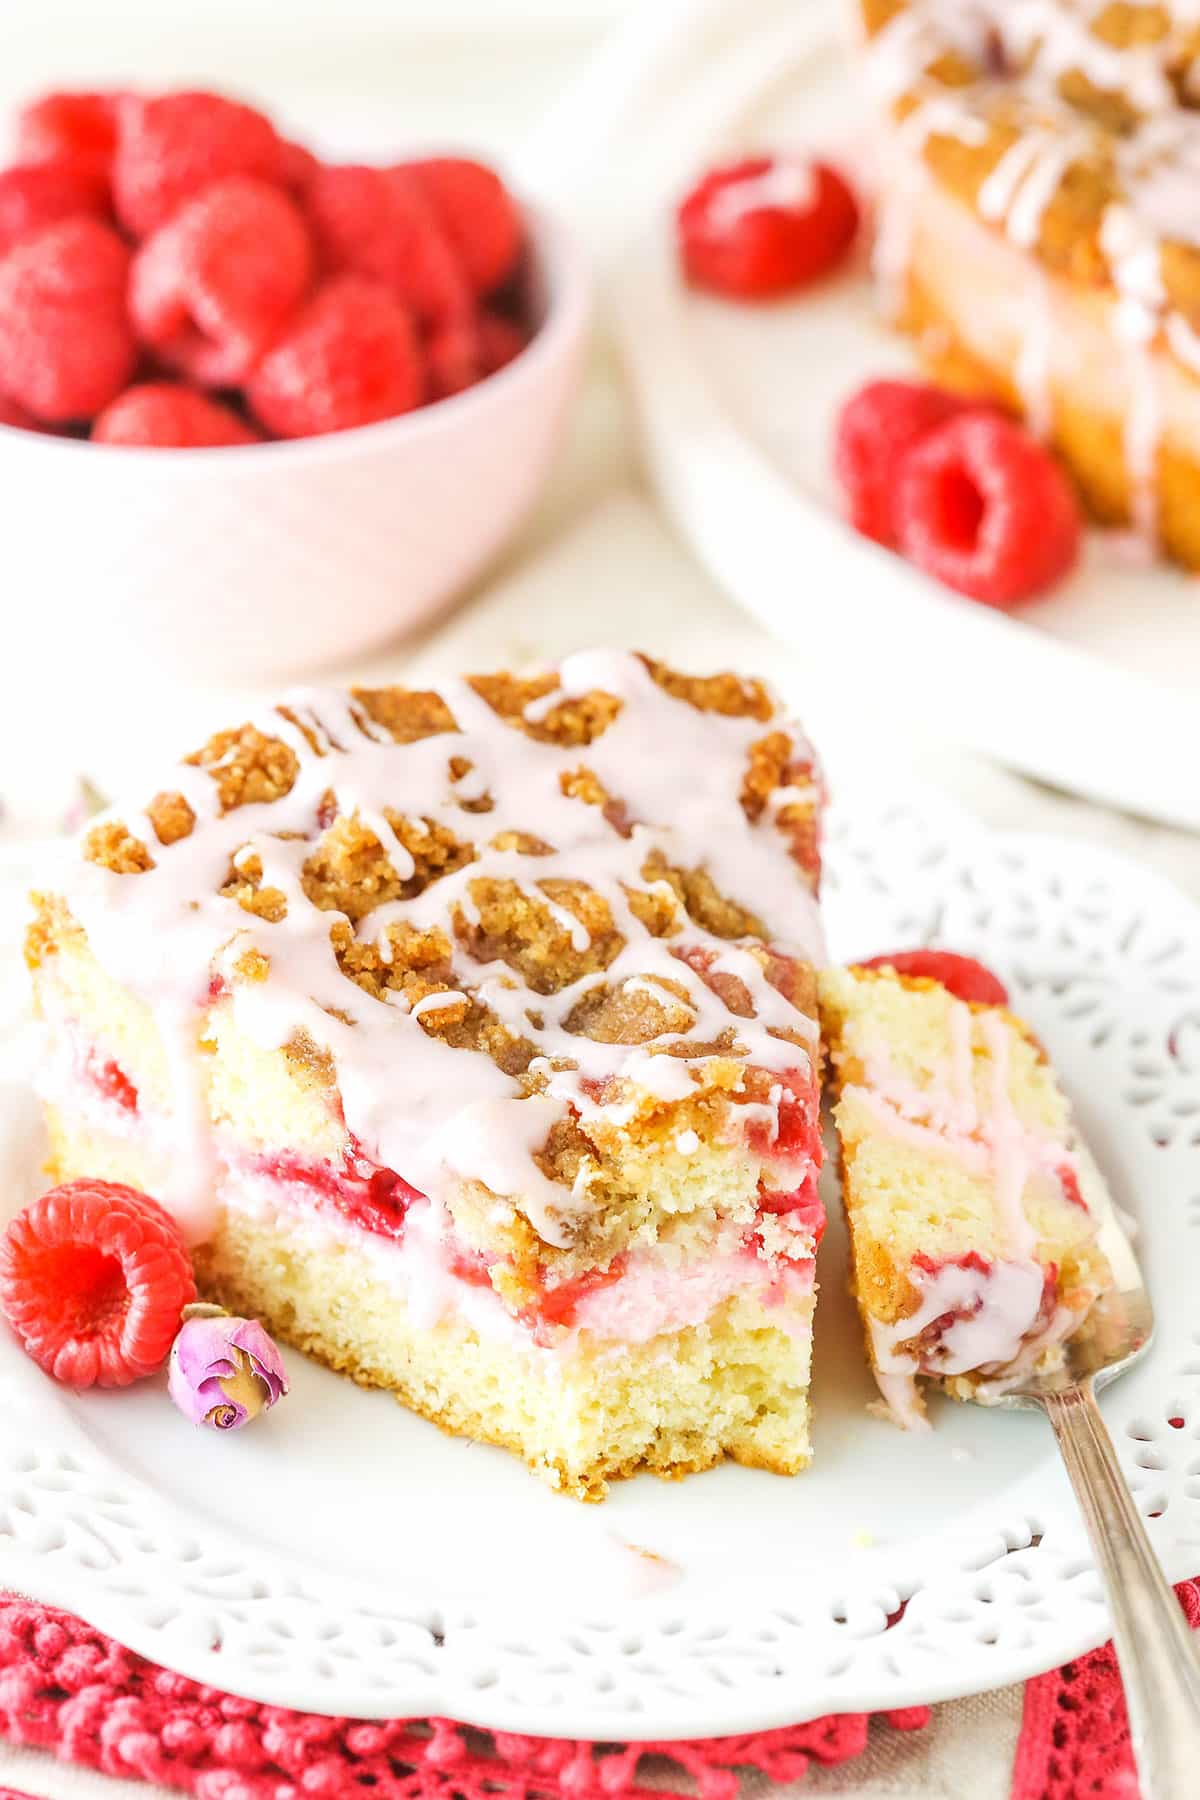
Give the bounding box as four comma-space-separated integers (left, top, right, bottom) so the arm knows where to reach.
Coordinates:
2, 206, 590, 681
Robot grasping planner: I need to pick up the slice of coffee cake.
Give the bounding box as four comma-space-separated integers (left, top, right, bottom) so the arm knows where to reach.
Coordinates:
27, 650, 826, 1497
820, 963, 1113, 1429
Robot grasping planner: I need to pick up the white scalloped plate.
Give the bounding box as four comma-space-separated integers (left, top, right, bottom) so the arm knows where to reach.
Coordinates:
607, 6, 1200, 832
1, 791, 1199, 1738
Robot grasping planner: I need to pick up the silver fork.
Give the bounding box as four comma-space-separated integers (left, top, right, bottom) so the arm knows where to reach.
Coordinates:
981, 1165, 1200, 1796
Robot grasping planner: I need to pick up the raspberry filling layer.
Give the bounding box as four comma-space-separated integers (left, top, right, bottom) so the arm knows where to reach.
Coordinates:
244, 1142, 817, 1340
229, 1162, 815, 1349
258, 1141, 424, 1241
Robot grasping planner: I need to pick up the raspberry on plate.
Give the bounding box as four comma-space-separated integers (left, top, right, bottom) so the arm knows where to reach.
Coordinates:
0, 159, 111, 258
279, 138, 319, 193
895, 412, 1082, 607
0, 216, 135, 421
305, 162, 470, 328
247, 275, 423, 438
857, 949, 1009, 1008
678, 154, 859, 299
93, 382, 259, 447
409, 157, 523, 298
834, 379, 976, 546
130, 175, 313, 387
112, 90, 283, 238
0, 1179, 196, 1388
15, 91, 121, 175
0, 392, 44, 431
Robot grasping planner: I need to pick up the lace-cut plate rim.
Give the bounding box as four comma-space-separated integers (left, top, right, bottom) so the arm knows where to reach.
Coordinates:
1, 788, 1199, 1738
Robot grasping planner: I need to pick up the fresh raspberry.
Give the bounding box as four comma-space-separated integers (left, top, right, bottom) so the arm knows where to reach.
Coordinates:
278, 138, 319, 193
93, 383, 259, 448
426, 309, 528, 401
0, 217, 135, 421
859, 949, 1009, 1007
833, 379, 977, 546
478, 311, 529, 375
0, 159, 111, 257
112, 90, 283, 238
408, 157, 522, 297
426, 316, 482, 400
15, 91, 122, 175
895, 412, 1082, 606
304, 163, 469, 327
130, 176, 312, 386
0, 1179, 196, 1387
247, 276, 422, 438
678, 154, 858, 299
0, 391, 46, 431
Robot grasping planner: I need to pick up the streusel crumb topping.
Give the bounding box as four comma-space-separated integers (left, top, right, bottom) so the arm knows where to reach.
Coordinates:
58, 652, 824, 1247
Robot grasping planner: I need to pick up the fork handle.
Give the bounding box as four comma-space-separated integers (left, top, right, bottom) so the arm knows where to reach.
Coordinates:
1041, 1383, 1200, 1799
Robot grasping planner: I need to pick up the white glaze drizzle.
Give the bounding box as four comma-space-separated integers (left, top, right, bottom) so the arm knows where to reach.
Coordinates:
868, 1258, 1087, 1429
706, 158, 816, 230
50, 651, 824, 1249
863, 0, 1200, 547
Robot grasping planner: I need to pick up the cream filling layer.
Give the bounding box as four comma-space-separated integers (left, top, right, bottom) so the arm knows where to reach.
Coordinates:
215, 1171, 816, 1355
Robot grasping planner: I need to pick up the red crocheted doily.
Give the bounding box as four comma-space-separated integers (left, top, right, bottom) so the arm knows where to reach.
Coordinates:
5, 1584, 1197, 1798
0, 1596, 928, 1798
1012, 1579, 1200, 1800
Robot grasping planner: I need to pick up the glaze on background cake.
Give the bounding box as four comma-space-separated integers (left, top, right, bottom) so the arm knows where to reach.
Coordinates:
859, 0, 1200, 565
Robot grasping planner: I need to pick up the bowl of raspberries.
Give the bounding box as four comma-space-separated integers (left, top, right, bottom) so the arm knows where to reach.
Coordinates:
0, 87, 590, 677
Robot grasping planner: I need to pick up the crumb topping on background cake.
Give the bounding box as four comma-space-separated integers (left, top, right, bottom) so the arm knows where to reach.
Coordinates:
50, 650, 824, 1247
861, 0, 1200, 367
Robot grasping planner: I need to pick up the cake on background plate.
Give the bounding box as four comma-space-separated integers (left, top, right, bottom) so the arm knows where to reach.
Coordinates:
820, 962, 1113, 1429
858, 0, 1200, 565
26, 649, 826, 1498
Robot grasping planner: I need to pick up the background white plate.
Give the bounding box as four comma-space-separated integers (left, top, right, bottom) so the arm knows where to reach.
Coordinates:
2, 789, 1200, 1738
609, 7, 1200, 832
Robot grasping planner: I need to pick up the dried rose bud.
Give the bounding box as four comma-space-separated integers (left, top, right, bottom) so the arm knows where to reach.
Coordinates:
168, 1303, 287, 1430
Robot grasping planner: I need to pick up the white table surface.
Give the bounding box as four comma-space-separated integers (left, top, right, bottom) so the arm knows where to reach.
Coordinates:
1, 11, 1195, 1796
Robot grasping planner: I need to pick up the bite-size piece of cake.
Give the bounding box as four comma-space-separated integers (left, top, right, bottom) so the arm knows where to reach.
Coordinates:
858, 0, 1200, 565
819, 963, 1113, 1429
27, 650, 826, 1498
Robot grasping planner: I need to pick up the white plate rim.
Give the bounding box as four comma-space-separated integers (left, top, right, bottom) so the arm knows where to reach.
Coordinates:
1, 787, 1199, 1737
